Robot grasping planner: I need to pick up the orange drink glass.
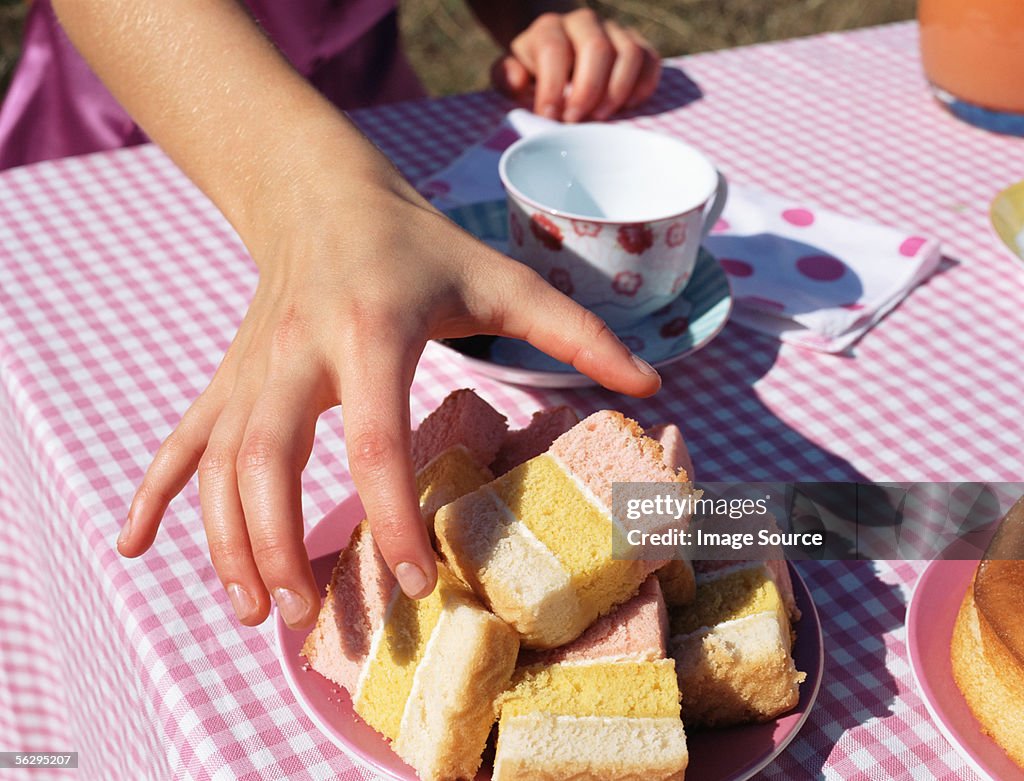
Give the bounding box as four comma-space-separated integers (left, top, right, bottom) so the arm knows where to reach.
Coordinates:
919, 0, 1024, 135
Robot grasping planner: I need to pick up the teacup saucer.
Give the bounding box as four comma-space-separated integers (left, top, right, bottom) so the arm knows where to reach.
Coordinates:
436, 200, 733, 388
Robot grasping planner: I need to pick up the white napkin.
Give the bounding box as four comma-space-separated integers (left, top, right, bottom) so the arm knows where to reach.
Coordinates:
420, 109, 942, 353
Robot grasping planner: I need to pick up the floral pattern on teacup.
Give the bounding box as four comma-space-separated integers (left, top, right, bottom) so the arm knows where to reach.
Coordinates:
572, 219, 602, 237
530, 213, 563, 251
666, 221, 688, 248
504, 195, 707, 328
617, 224, 654, 255
612, 271, 644, 296
671, 273, 690, 294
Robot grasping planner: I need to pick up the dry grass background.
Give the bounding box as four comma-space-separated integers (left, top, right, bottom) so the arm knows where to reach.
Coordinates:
400, 0, 916, 95
0, 0, 23, 98
0, 0, 915, 100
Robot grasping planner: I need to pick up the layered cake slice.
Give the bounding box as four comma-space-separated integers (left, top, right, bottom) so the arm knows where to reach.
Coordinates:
693, 558, 799, 624
491, 406, 579, 476
518, 573, 669, 667
951, 495, 1024, 769
352, 564, 519, 781
669, 562, 805, 727
303, 509, 518, 779
412, 388, 508, 536
303, 391, 518, 781
494, 576, 688, 781
648, 422, 695, 485
657, 560, 698, 609
411, 388, 508, 470
302, 461, 519, 780
435, 411, 693, 648
301, 444, 495, 694
415, 446, 494, 537
650, 423, 697, 608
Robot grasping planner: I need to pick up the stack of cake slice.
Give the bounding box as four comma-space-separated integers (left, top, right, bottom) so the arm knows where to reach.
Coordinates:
668, 560, 805, 727
435, 410, 695, 648
303, 391, 585, 780
302, 394, 520, 781
494, 576, 689, 781
303, 390, 804, 781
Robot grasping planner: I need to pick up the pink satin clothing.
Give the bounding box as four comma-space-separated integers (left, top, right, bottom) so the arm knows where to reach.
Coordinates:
0, 0, 426, 170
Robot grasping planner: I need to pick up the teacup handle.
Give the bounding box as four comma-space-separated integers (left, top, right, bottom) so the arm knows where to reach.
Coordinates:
700, 171, 729, 239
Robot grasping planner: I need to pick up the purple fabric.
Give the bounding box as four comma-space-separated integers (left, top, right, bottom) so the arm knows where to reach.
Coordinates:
0, 0, 427, 170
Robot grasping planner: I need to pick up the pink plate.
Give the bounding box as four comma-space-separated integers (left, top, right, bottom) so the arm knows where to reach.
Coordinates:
907, 560, 1024, 781
276, 495, 824, 781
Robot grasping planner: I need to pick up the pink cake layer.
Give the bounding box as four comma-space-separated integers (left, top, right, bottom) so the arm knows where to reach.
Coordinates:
491, 406, 579, 476
411, 389, 508, 470
518, 575, 668, 666
548, 411, 686, 511
648, 423, 694, 481
303, 522, 396, 694
306, 391, 505, 694
649, 422, 697, 605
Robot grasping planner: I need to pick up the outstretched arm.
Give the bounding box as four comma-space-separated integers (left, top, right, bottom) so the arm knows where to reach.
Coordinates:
55, 0, 660, 628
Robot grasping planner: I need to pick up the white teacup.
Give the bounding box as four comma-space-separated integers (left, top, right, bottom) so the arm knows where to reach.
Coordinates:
498, 125, 727, 329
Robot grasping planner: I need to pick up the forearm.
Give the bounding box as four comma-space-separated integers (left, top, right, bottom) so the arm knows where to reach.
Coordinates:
467, 0, 580, 49
51, 0, 392, 251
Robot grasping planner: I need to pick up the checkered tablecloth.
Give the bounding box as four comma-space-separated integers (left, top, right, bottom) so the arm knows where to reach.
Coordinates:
1, 21, 1021, 781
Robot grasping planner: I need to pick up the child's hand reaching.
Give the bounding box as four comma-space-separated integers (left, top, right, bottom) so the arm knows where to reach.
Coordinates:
490, 7, 662, 122
53, 0, 664, 630
116, 124, 660, 629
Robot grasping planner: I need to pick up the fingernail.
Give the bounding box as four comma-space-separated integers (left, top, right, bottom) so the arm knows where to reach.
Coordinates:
541, 104, 559, 120
117, 513, 133, 549
631, 353, 658, 377
395, 562, 429, 598
227, 583, 258, 622
273, 587, 309, 626
563, 107, 582, 123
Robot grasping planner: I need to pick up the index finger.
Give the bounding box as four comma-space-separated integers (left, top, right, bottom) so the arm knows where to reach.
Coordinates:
340, 338, 436, 599
512, 15, 573, 119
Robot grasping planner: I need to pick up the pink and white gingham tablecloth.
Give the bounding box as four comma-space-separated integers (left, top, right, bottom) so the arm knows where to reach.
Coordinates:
1, 22, 1022, 781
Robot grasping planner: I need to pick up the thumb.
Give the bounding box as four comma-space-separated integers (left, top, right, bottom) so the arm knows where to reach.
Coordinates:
484, 265, 661, 397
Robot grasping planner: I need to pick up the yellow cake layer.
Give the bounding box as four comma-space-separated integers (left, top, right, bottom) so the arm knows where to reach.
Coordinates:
353, 446, 490, 737
492, 455, 639, 623
670, 566, 786, 637
500, 659, 681, 720
416, 445, 492, 530
354, 569, 470, 739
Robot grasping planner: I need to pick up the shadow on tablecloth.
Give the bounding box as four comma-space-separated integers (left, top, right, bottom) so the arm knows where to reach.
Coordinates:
521, 320, 872, 484
504, 316, 910, 774
623, 64, 705, 118
762, 560, 903, 780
